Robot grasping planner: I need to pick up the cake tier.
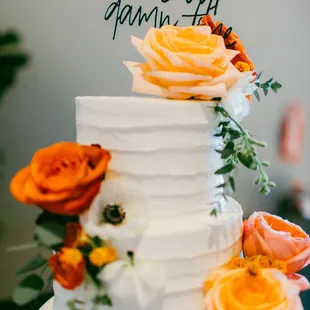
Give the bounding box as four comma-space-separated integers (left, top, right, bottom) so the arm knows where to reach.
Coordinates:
69, 96, 243, 310
53, 197, 243, 310
76, 96, 224, 212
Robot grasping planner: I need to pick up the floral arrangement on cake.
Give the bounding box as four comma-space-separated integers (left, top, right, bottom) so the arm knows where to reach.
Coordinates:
9, 142, 165, 308
125, 14, 282, 202
9, 142, 310, 309
9, 14, 310, 310
203, 212, 310, 310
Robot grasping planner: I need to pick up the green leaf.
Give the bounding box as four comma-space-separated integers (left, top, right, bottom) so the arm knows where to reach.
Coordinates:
216, 183, 226, 189
263, 87, 269, 96
261, 161, 271, 167
35, 212, 77, 249
254, 176, 261, 185
12, 274, 44, 305
229, 129, 241, 140
35, 221, 65, 248
256, 71, 263, 81
214, 132, 225, 138
93, 295, 113, 307
254, 90, 260, 102
229, 176, 236, 192
215, 164, 234, 175
266, 77, 273, 84
237, 152, 257, 170
210, 209, 217, 217
271, 82, 282, 93
268, 181, 276, 188
219, 121, 230, 127
16, 254, 47, 275
217, 141, 235, 159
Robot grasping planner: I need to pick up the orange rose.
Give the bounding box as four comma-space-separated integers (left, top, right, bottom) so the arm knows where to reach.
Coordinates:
201, 15, 255, 71
64, 222, 88, 248
10, 142, 111, 215
49, 248, 85, 290
204, 265, 303, 310
243, 212, 310, 274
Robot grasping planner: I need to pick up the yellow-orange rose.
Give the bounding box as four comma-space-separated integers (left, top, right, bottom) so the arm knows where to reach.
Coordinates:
10, 142, 111, 215
125, 25, 243, 100
204, 267, 303, 310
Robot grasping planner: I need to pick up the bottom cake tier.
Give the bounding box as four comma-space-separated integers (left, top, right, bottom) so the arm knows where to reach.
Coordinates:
51, 197, 243, 310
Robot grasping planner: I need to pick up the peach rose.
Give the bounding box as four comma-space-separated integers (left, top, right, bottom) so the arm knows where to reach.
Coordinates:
49, 248, 85, 290
243, 212, 310, 274
125, 25, 243, 100
204, 266, 303, 310
10, 142, 111, 215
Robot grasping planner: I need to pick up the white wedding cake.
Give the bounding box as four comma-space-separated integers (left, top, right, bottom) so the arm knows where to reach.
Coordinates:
51, 96, 243, 310
11, 14, 308, 310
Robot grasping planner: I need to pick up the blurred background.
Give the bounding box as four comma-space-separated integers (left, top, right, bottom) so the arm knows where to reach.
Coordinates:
0, 0, 310, 308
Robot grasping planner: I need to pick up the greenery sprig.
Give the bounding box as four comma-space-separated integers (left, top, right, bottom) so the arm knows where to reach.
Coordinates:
213, 106, 276, 197
253, 72, 282, 101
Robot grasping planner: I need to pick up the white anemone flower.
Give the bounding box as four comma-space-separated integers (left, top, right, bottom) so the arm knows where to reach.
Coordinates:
98, 252, 166, 308
221, 71, 258, 122
80, 180, 148, 240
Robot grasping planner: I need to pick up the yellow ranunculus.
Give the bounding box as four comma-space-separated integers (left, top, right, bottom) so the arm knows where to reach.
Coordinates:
204, 267, 303, 310
125, 25, 243, 100
89, 247, 117, 267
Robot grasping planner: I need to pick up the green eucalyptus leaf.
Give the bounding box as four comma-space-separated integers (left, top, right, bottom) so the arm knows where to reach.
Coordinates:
254, 90, 260, 102
254, 176, 261, 185
16, 254, 47, 275
215, 164, 234, 175
237, 152, 257, 170
210, 209, 217, 217
229, 129, 241, 140
256, 71, 263, 80
216, 183, 226, 189
93, 295, 113, 307
12, 274, 44, 305
229, 176, 236, 192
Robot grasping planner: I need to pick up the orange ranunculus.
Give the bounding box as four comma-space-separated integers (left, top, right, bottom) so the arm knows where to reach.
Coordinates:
201, 15, 255, 71
243, 212, 310, 275
204, 264, 303, 310
10, 142, 111, 215
64, 222, 88, 248
49, 248, 85, 290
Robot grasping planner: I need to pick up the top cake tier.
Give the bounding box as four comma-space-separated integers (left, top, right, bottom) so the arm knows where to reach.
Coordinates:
75, 96, 224, 214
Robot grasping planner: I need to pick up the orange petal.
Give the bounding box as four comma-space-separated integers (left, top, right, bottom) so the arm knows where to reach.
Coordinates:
23, 175, 78, 203
30, 142, 87, 191
39, 180, 101, 215
80, 146, 111, 185
10, 167, 32, 203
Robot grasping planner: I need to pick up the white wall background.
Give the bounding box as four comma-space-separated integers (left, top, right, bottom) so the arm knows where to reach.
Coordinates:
0, 0, 309, 299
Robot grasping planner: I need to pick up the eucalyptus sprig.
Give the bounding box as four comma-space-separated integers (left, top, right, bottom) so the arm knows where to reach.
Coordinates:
253, 72, 282, 102
214, 106, 276, 196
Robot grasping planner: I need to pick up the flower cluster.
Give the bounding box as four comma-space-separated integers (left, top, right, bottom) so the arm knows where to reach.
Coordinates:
125, 15, 282, 199
10, 142, 165, 308
203, 212, 310, 310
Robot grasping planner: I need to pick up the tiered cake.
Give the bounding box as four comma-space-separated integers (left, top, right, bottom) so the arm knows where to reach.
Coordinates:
50, 96, 242, 310
10, 15, 310, 310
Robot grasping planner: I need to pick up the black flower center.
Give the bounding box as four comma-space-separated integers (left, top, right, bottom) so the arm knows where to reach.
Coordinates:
102, 204, 126, 225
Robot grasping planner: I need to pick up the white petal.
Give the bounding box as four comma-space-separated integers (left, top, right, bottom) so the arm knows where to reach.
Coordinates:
133, 271, 152, 308
99, 260, 127, 282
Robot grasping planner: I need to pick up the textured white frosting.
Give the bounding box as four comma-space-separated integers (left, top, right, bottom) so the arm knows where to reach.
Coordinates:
52, 96, 243, 310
